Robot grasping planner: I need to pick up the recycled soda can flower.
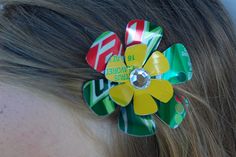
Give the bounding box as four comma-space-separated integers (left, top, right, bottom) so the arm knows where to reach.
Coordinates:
83, 19, 192, 137
105, 44, 173, 115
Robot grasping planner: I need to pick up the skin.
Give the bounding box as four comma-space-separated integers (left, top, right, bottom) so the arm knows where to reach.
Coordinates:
0, 83, 111, 157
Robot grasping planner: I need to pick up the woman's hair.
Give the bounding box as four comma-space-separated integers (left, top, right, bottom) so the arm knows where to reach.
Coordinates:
0, 0, 236, 156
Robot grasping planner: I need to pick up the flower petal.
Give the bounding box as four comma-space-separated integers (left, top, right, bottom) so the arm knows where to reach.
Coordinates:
82, 79, 117, 116
133, 91, 158, 115
146, 79, 173, 103
125, 44, 147, 68
105, 55, 130, 82
125, 20, 163, 61
119, 103, 157, 137
86, 31, 124, 73
143, 51, 169, 76
156, 94, 189, 128
161, 43, 192, 84
109, 83, 133, 107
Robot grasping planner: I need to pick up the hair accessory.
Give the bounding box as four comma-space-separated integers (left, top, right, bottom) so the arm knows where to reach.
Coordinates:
83, 19, 192, 137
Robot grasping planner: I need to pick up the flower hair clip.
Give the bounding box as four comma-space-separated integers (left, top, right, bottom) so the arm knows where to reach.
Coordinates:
83, 20, 192, 137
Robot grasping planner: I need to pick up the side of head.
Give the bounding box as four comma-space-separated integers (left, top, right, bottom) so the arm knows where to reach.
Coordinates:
0, 0, 236, 157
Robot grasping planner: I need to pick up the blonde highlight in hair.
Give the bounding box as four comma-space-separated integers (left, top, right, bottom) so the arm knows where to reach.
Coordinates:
0, 0, 236, 156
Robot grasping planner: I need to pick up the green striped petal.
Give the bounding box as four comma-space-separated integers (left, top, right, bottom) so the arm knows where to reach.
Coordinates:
161, 43, 192, 84
156, 94, 189, 129
82, 79, 117, 116
118, 103, 157, 137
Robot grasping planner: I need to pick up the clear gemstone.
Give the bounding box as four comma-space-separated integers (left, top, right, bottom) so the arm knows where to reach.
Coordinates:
130, 68, 151, 89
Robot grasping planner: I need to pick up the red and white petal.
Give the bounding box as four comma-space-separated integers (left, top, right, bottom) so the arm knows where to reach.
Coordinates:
125, 20, 163, 61
86, 31, 124, 73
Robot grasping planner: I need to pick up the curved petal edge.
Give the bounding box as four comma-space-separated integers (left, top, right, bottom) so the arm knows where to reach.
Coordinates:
161, 43, 192, 84
82, 79, 118, 116
125, 19, 163, 62
156, 94, 189, 128
86, 31, 124, 73
118, 103, 157, 137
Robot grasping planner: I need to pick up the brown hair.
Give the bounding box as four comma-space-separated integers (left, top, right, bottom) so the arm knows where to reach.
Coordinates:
0, 0, 236, 156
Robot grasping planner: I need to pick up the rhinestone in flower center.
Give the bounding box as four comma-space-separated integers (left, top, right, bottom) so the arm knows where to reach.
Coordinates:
129, 68, 151, 89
